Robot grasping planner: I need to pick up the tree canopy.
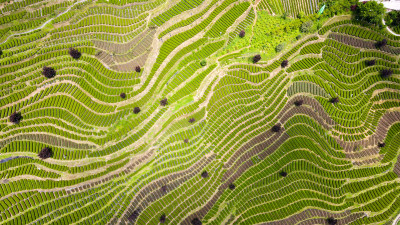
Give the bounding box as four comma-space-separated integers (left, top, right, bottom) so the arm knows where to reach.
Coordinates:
385, 10, 400, 30
355, 1, 385, 27
133, 107, 141, 114
38, 147, 53, 159
42, 66, 56, 78
253, 54, 261, 63
239, 30, 245, 38
160, 98, 168, 106
9, 112, 22, 124
69, 48, 81, 59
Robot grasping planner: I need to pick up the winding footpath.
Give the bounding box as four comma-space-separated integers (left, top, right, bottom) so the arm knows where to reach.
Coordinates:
393, 212, 400, 225
0, 0, 88, 45
383, 18, 400, 37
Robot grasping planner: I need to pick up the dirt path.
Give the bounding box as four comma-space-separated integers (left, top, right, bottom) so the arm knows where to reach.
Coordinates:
383, 18, 400, 37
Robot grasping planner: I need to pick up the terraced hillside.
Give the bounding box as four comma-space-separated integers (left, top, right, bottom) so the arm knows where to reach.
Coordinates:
1, 0, 400, 224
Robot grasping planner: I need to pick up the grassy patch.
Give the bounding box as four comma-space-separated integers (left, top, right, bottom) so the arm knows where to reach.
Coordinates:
174, 94, 194, 111
220, 12, 329, 64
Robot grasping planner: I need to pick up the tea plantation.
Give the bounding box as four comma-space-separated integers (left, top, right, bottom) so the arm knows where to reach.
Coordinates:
1, 0, 400, 224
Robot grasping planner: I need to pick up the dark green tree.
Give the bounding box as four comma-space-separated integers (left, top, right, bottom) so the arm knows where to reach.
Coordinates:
355, 1, 385, 26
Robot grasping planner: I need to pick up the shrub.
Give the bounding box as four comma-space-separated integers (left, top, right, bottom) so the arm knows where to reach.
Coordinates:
128, 209, 141, 222
200, 60, 207, 66
239, 30, 245, 38
378, 142, 386, 148
0, 48, 2, 56
69, 48, 81, 59
326, 217, 338, 225
161, 185, 167, 193
42, 66, 56, 78
191, 218, 202, 225
281, 60, 288, 68
135, 66, 141, 73
380, 69, 393, 78
294, 100, 303, 106
330, 97, 339, 104
201, 171, 208, 178
9, 112, 22, 124
160, 214, 166, 223
229, 183, 235, 190
38, 147, 52, 159
275, 43, 285, 53
375, 39, 387, 48
366, 59, 376, 66
300, 21, 313, 33
160, 98, 168, 106
120, 93, 126, 99
271, 124, 281, 132
253, 54, 261, 63
184, 139, 189, 143
386, 10, 400, 28
350, 4, 357, 11
133, 107, 141, 114
280, 171, 287, 177
296, 35, 302, 40
189, 118, 196, 123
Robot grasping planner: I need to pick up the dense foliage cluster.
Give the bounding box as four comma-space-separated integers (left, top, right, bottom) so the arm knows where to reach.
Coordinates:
239, 30, 245, 38
160, 98, 168, 106
69, 48, 81, 59
42, 66, 56, 78
366, 59, 376, 66
385, 11, 400, 31
381, 69, 393, 78
300, 21, 313, 33
376, 39, 387, 48
159, 214, 166, 223
281, 60, 288, 68
38, 147, 52, 159
191, 218, 202, 225
128, 209, 141, 222
323, 0, 356, 17
133, 107, 141, 114
354, 1, 385, 27
330, 97, 340, 104
294, 100, 303, 106
271, 124, 281, 132
253, 54, 261, 63
9, 112, 22, 124
327, 217, 338, 225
